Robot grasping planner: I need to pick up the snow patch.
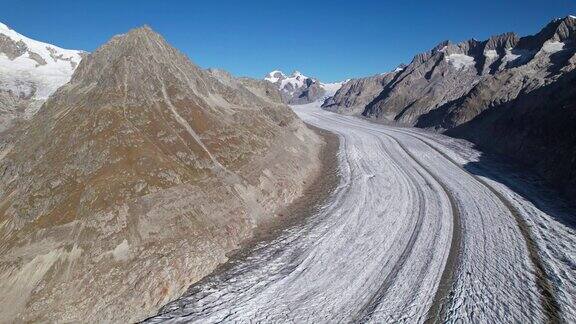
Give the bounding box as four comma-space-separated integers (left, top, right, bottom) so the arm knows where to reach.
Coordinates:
541, 41, 565, 54
484, 50, 499, 60
445, 54, 475, 69
502, 48, 534, 65
264, 70, 286, 83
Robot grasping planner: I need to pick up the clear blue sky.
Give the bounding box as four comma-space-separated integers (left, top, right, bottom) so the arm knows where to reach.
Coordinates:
2, 0, 575, 82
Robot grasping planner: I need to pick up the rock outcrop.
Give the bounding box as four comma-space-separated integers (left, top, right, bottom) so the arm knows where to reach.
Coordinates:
0, 26, 324, 323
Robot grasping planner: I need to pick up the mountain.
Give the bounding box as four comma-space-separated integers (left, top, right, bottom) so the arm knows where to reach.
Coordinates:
325, 16, 576, 199
0, 22, 84, 131
265, 70, 344, 104
323, 70, 400, 115
0, 26, 325, 323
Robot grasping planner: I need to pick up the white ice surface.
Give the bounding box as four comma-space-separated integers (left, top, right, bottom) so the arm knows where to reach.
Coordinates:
320, 80, 345, 98
542, 41, 565, 54
445, 54, 475, 69
484, 49, 499, 60
502, 48, 534, 66
144, 102, 575, 323
0, 22, 83, 99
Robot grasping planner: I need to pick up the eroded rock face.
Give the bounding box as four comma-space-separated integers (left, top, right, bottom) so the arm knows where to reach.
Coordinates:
0, 26, 323, 323
328, 16, 576, 199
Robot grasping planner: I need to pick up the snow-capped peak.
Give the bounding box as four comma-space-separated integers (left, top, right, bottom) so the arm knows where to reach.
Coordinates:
265, 70, 286, 83
265, 70, 311, 93
292, 70, 305, 78
0, 22, 10, 31
264, 69, 346, 104
0, 21, 84, 100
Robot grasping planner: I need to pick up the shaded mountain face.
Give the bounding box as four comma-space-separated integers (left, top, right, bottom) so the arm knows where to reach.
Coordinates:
0, 22, 84, 131
0, 26, 323, 323
322, 70, 401, 115
328, 16, 576, 199
265, 70, 344, 104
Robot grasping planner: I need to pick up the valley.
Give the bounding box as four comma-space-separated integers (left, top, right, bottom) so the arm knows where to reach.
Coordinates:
144, 102, 576, 323
0, 9, 574, 324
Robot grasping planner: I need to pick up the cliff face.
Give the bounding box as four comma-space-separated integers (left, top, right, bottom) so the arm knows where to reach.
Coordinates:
0, 26, 324, 323
328, 16, 576, 199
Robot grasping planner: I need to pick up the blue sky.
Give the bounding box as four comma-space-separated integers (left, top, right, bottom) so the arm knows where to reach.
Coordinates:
2, 0, 575, 82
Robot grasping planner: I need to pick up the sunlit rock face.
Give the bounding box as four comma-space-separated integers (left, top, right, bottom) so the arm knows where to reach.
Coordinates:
0, 26, 324, 323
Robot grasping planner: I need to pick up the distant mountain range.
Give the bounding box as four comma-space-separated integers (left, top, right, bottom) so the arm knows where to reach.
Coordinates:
264, 70, 344, 104
323, 15, 576, 200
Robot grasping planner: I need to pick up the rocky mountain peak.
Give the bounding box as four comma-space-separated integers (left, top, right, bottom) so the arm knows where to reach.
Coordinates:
264, 69, 345, 105
484, 32, 520, 52
265, 70, 287, 83
517, 16, 576, 50
69, 25, 214, 106
0, 24, 323, 324
553, 15, 576, 42
73, 25, 182, 78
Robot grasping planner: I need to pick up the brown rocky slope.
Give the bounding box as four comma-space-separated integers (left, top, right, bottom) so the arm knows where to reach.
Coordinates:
0, 26, 325, 322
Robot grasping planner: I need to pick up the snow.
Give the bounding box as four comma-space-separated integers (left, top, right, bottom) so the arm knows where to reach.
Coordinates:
265, 70, 303, 91
541, 41, 565, 54
144, 102, 576, 323
320, 81, 345, 98
0, 21, 83, 99
502, 48, 533, 65
265, 70, 311, 96
279, 71, 307, 92
484, 49, 499, 60
265, 69, 346, 101
445, 53, 475, 69
264, 70, 285, 83
569, 15, 575, 19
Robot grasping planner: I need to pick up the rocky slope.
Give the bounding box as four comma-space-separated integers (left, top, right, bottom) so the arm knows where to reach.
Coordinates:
265, 70, 344, 104
0, 22, 84, 131
0, 26, 324, 323
323, 70, 400, 115
327, 16, 576, 199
